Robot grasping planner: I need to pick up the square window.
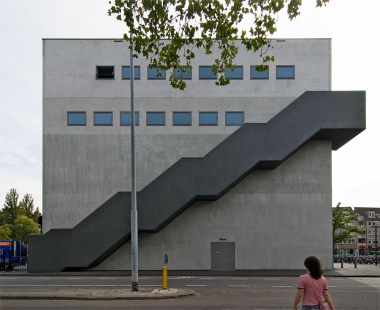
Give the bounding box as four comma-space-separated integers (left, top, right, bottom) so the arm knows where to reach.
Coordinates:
173, 112, 191, 126
226, 112, 244, 126
94, 112, 113, 126
148, 66, 166, 79
120, 112, 139, 126
147, 112, 165, 125
173, 67, 192, 79
96, 66, 114, 79
225, 66, 243, 79
250, 65, 269, 79
199, 112, 218, 126
276, 66, 295, 79
67, 112, 86, 126
199, 66, 217, 79
122, 66, 141, 79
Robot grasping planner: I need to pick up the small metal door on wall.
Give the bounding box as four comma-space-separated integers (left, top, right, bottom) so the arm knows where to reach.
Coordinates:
211, 242, 235, 271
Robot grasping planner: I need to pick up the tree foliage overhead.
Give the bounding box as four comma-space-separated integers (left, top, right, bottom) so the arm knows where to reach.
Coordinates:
0, 224, 12, 240
108, 0, 329, 89
332, 202, 365, 245
2, 188, 20, 225
0, 189, 41, 241
12, 215, 40, 242
19, 193, 40, 224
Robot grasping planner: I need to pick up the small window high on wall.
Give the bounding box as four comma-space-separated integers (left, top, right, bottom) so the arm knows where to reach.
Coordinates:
199, 66, 217, 79
225, 112, 244, 126
173, 112, 191, 126
199, 112, 218, 125
148, 67, 166, 79
276, 66, 295, 79
94, 112, 113, 126
225, 66, 243, 79
120, 112, 139, 126
250, 66, 269, 79
67, 112, 86, 126
173, 67, 192, 79
96, 66, 114, 79
122, 66, 141, 79
147, 112, 165, 125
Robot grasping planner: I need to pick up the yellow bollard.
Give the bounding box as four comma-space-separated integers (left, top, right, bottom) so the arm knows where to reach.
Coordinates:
162, 266, 168, 289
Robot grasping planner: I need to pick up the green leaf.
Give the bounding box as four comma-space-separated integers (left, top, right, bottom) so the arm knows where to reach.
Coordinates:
332, 202, 365, 244
107, 0, 330, 90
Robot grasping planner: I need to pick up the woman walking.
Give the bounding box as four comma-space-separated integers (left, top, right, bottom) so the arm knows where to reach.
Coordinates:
293, 256, 335, 310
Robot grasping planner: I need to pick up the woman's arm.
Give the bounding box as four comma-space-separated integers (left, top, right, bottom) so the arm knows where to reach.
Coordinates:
323, 290, 335, 310
293, 288, 304, 310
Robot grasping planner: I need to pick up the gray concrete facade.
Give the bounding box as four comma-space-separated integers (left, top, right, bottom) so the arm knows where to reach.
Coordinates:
94, 140, 333, 270
34, 38, 365, 272
43, 38, 331, 232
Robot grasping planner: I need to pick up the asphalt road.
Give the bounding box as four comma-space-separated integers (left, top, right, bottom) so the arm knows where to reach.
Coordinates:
1, 276, 379, 309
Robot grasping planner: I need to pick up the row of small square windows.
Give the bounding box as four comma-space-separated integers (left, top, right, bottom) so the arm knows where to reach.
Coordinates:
68, 111, 245, 126
96, 65, 295, 80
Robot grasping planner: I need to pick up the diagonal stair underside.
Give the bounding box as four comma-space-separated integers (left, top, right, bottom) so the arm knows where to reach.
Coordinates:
28, 91, 366, 272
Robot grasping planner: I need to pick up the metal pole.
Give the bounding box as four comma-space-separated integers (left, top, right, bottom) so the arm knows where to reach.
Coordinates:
130, 31, 138, 292
375, 225, 378, 266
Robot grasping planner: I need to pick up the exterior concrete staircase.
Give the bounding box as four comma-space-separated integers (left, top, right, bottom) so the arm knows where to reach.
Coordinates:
28, 91, 365, 272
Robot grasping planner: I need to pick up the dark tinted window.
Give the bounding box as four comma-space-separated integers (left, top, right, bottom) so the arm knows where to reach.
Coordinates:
199, 112, 218, 125
199, 66, 217, 79
94, 112, 112, 125
67, 112, 86, 126
96, 66, 114, 79
276, 66, 295, 79
122, 66, 140, 79
250, 66, 269, 79
225, 66, 243, 79
173, 67, 192, 79
147, 112, 165, 125
148, 67, 166, 79
226, 112, 244, 125
173, 112, 191, 125
120, 112, 139, 126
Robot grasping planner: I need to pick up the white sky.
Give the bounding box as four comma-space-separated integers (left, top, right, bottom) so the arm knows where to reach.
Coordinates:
0, 0, 379, 211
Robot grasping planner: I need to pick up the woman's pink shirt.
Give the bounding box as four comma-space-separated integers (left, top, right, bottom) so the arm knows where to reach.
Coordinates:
297, 274, 328, 306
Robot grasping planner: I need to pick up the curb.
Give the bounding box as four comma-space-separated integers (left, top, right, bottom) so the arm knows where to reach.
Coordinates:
0, 288, 197, 301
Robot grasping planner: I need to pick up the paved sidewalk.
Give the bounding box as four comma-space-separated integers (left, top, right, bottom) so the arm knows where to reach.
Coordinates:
0, 286, 196, 300
326, 262, 380, 277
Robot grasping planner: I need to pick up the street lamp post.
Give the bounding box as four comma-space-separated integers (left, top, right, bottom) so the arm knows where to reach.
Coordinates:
129, 31, 138, 292
372, 224, 378, 266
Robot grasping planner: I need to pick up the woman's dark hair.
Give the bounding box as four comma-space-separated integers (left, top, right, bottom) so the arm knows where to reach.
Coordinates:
304, 256, 323, 279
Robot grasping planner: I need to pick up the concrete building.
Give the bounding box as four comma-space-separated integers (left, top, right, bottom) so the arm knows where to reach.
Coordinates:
334, 207, 379, 255
28, 38, 366, 272
333, 206, 362, 255
355, 207, 380, 254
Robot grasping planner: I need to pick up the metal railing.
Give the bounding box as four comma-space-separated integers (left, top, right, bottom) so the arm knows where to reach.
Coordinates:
0, 249, 28, 273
